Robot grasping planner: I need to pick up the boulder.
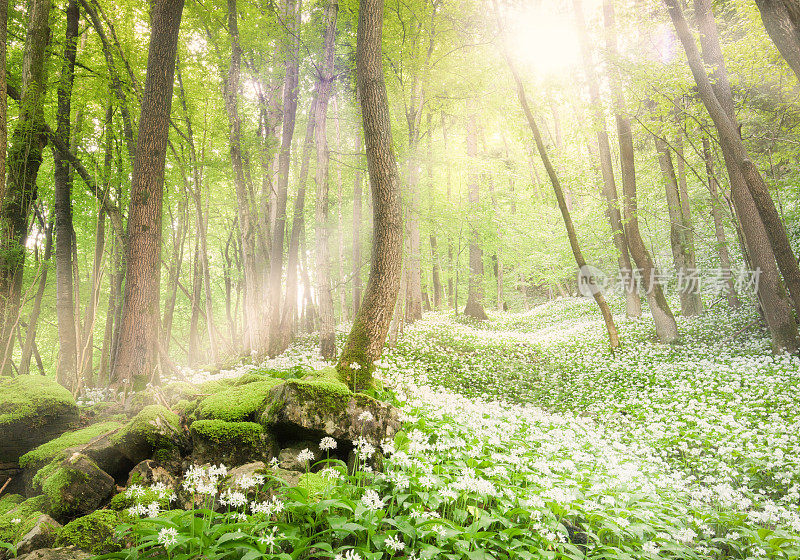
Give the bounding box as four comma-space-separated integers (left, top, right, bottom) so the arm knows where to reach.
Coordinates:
14, 514, 61, 557
35, 453, 115, 521
190, 420, 277, 467
261, 379, 401, 445
126, 459, 178, 490
15, 547, 90, 560
277, 441, 319, 472
0, 377, 79, 463
192, 378, 282, 422
55, 509, 121, 554
0, 496, 49, 554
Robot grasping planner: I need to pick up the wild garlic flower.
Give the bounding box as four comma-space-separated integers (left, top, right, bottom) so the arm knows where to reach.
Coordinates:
320, 437, 338, 451
384, 534, 405, 551
357, 410, 375, 423
360, 489, 385, 511
157, 527, 178, 547
297, 448, 315, 462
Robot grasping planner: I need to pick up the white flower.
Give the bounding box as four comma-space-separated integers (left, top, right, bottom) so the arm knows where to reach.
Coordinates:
320, 437, 338, 451
146, 501, 160, 518
361, 489, 385, 511
358, 410, 375, 422
643, 541, 660, 554
157, 527, 178, 547
321, 467, 342, 480
384, 534, 405, 551
350, 362, 362, 370
335, 550, 362, 560
10, 518, 21, 524
297, 448, 315, 462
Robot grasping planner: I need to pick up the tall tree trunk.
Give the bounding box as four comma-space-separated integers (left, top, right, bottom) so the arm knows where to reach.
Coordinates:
188, 239, 202, 364
78, 207, 105, 387
55, 0, 80, 389
112, 0, 185, 385
427, 114, 443, 309
337, 0, 404, 389
268, 0, 301, 354
463, 109, 488, 321
703, 136, 740, 307
441, 113, 454, 308
313, 0, 339, 362
575, 0, 641, 319
603, 0, 678, 343
223, 0, 263, 356
0, 0, 7, 205
334, 96, 348, 322
666, 0, 799, 352
653, 132, 703, 316
0, 0, 51, 375
496, 5, 620, 348
352, 131, 364, 315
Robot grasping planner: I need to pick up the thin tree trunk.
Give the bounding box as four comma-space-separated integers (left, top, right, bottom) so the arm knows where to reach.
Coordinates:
78, 207, 105, 387
20, 217, 53, 376
313, 0, 339, 362
463, 109, 488, 321
333, 96, 348, 322
603, 0, 678, 343
112, 0, 185, 385
576, 0, 641, 319
0, 0, 7, 204
337, 0, 404, 389
268, 0, 301, 354
703, 136, 740, 307
496, 5, 620, 348
54, 0, 80, 390
427, 115, 443, 309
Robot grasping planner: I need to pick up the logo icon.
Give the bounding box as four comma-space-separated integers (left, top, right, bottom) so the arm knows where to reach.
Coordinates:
577, 265, 608, 297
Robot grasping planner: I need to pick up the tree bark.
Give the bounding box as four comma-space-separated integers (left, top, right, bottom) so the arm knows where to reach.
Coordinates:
352, 131, 364, 315
463, 109, 488, 321
575, 0, 641, 319
313, 0, 339, 362
666, 0, 799, 352
603, 0, 678, 343
0, 0, 51, 376
54, 0, 80, 389
703, 136, 740, 307
755, 0, 800, 84
112, 0, 185, 385
427, 114, 443, 309
337, 0, 404, 389
20, 216, 53, 376
268, 0, 301, 354
0, 0, 7, 205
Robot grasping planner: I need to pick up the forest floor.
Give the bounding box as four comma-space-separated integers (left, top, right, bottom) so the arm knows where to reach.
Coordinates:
123, 297, 800, 559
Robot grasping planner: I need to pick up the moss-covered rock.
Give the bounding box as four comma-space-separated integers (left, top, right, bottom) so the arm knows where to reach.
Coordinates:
14, 546, 90, 560
190, 420, 276, 466
55, 509, 121, 554
193, 378, 282, 422
37, 454, 115, 522
14, 514, 61, 556
0, 494, 23, 515
19, 421, 124, 473
261, 378, 401, 445
0, 377, 79, 463
109, 405, 185, 461
0, 495, 49, 547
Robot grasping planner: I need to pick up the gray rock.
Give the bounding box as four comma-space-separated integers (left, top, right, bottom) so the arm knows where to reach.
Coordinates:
14, 515, 61, 556
126, 459, 178, 490
262, 379, 401, 446
16, 547, 90, 560
277, 441, 318, 472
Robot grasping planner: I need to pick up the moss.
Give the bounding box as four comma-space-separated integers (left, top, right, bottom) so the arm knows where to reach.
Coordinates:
0, 494, 23, 515
282, 378, 353, 414
194, 379, 282, 422
19, 421, 124, 471
0, 375, 77, 429
190, 419, 264, 446
111, 405, 180, 450
0, 495, 48, 544
41, 464, 90, 519
56, 509, 121, 554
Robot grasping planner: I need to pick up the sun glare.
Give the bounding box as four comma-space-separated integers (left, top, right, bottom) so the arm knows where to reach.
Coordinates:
506, 3, 581, 77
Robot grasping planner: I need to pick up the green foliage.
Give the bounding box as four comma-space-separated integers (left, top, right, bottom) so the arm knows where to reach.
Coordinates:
0, 495, 49, 546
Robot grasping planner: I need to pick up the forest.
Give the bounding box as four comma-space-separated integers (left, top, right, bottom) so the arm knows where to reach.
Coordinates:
1, 0, 800, 558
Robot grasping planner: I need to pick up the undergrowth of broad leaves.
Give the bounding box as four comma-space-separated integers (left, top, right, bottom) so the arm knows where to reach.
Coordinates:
99, 298, 798, 559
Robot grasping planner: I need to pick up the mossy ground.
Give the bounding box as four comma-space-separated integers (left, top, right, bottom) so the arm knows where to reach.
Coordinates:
193, 378, 282, 422
56, 509, 121, 554
19, 421, 124, 471
0, 495, 49, 546
190, 419, 264, 446
111, 405, 181, 450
